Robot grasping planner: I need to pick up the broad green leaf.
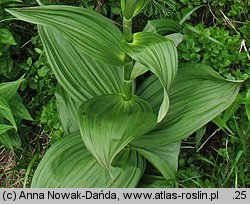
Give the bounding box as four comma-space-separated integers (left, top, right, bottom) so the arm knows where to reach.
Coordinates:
223, 96, 242, 122
38, 26, 123, 102
0, 98, 17, 130
130, 36, 184, 80
165, 33, 185, 47
10, 94, 33, 121
121, 0, 149, 19
6, 6, 126, 65
134, 141, 181, 180
55, 85, 80, 135
136, 74, 162, 113
0, 124, 13, 134
78, 94, 157, 169
0, 76, 24, 102
143, 18, 184, 46
121, 32, 178, 122
143, 19, 181, 35
31, 132, 145, 187
134, 63, 242, 148
130, 62, 148, 80
0, 28, 16, 45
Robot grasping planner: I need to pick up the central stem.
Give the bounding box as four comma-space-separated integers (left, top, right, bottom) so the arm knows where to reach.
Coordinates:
122, 17, 133, 101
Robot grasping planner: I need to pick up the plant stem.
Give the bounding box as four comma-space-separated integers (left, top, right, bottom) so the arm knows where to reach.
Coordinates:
122, 61, 133, 101
122, 17, 133, 101
123, 18, 133, 43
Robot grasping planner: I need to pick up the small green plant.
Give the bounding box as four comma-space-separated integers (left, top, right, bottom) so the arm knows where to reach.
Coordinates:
0, 77, 32, 150
0, 1, 21, 79
6, 0, 242, 187
179, 24, 250, 80
39, 97, 63, 144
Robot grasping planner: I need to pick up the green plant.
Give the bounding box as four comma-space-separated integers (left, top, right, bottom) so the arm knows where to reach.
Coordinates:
0, 77, 32, 150
39, 96, 63, 144
0, 1, 21, 79
6, 0, 242, 187
179, 24, 250, 80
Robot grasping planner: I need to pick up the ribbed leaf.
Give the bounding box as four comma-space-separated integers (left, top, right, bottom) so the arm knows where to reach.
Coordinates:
0, 98, 16, 130
6, 6, 126, 65
121, 32, 178, 122
136, 74, 162, 113
143, 19, 181, 35
38, 26, 123, 102
134, 63, 242, 148
130, 62, 148, 80
78, 94, 157, 170
0, 124, 13, 135
165, 33, 185, 47
55, 85, 80, 135
134, 141, 181, 180
31, 132, 145, 187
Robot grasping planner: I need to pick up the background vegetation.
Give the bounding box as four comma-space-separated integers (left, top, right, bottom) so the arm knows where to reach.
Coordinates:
0, 0, 249, 187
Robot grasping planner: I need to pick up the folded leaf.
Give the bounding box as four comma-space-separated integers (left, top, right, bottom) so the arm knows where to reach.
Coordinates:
6, 6, 126, 65
121, 32, 178, 122
55, 85, 80, 135
38, 26, 123, 102
165, 33, 185, 47
134, 141, 181, 180
134, 63, 242, 148
31, 132, 145, 187
78, 94, 157, 169
143, 19, 181, 35
136, 74, 162, 113
130, 62, 148, 80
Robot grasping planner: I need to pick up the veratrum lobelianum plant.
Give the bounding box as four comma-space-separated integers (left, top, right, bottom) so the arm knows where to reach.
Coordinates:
6, 0, 243, 187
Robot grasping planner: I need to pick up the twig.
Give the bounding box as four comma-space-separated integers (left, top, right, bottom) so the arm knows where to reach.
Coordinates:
196, 129, 218, 153
220, 10, 238, 33
239, 39, 250, 60
111, 20, 123, 28
208, 3, 220, 24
